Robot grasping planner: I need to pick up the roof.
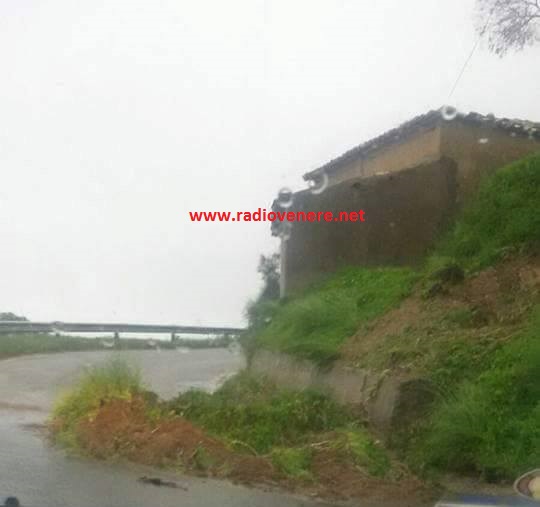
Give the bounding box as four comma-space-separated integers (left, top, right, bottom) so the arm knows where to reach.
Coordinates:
303, 107, 540, 181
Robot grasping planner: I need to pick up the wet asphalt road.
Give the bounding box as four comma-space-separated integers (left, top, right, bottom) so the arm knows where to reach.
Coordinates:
0, 350, 335, 507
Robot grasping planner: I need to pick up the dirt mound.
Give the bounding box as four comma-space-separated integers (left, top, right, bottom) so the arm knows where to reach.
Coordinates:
311, 449, 431, 506
77, 398, 253, 474
67, 397, 435, 504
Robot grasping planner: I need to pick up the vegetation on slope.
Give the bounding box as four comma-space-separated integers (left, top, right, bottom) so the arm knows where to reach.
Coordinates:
246, 267, 417, 364
245, 153, 540, 365
428, 153, 540, 272
244, 153, 540, 482
401, 305, 540, 480
51, 361, 428, 502
168, 371, 351, 453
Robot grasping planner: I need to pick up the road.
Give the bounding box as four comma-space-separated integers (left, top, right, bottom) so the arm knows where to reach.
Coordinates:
0, 349, 335, 507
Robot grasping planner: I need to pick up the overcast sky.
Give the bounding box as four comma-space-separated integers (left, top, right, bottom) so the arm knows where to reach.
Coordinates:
0, 0, 539, 326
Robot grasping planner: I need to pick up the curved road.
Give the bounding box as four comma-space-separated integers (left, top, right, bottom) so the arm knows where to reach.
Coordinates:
0, 349, 333, 507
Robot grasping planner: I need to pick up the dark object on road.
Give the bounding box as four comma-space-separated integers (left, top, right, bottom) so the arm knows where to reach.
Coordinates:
138, 476, 188, 491
3, 498, 20, 507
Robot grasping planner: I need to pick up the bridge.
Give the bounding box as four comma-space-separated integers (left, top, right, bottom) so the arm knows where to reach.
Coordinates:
0, 321, 246, 337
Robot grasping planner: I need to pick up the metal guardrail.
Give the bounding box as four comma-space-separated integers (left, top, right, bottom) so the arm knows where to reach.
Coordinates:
0, 321, 245, 335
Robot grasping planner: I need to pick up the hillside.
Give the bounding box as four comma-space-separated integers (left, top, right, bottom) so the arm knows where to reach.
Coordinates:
247, 153, 540, 480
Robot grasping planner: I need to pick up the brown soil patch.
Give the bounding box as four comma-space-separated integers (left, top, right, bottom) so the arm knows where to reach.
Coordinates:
310, 449, 433, 506
59, 397, 435, 505
76, 398, 240, 473
341, 254, 540, 368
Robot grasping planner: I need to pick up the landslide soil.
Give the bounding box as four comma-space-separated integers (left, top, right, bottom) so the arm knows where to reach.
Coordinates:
56, 397, 436, 506
341, 253, 540, 374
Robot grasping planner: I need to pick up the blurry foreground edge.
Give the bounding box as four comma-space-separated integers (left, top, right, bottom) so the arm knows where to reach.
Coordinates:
435, 470, 540, 507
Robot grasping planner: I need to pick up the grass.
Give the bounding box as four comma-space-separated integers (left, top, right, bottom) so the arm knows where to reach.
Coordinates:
394, 305, 540, 481
52, 364, 392, 480
167, 371, 352, 454
331, 429, 390, 477
167, 371, 392, 478
0, 333, 104, 359
250, 267, 417, 364
427, 153, 540, 273
271, 447, 313, 479
246, 154, 540, 365
52, 359, 144, 448
241, 153, 540, 483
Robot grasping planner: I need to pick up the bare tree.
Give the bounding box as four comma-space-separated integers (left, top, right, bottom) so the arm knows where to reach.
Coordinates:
476, 0, 540, 56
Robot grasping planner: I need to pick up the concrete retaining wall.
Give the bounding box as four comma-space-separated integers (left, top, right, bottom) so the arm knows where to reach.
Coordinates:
249, 349, 434, 431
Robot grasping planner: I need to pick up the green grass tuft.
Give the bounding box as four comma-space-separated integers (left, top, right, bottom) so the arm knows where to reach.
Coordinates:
271, 447, 313, 479
52, 359, 143, 447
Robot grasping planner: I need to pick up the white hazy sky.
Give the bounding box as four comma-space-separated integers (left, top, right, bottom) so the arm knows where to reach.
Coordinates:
0, 0, 539, 326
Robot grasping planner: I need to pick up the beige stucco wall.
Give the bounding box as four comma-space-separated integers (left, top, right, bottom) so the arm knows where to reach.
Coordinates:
440, 121, 540, 201
325, 120, 540, 198
326, 125, 441, 186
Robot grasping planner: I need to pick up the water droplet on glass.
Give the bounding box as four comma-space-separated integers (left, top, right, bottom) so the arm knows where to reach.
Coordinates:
280, 222, 292, 241
528, 128, 537, 140
308, 171, 329, 195
389, 222, 396, 228
441, 105, 458, 121
264, 316, 272, 323
510, 132, 517, 137
478, 138, 489, 144
277, 187, 294, 208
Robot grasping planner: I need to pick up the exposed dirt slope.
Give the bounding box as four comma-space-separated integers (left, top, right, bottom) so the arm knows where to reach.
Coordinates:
341, 253, 540, 378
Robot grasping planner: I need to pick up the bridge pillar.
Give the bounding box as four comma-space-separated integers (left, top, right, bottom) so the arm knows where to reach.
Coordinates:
113, 331, 120, 348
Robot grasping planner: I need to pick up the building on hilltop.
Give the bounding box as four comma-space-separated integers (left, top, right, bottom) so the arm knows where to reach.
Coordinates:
278, 108, 540, 295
